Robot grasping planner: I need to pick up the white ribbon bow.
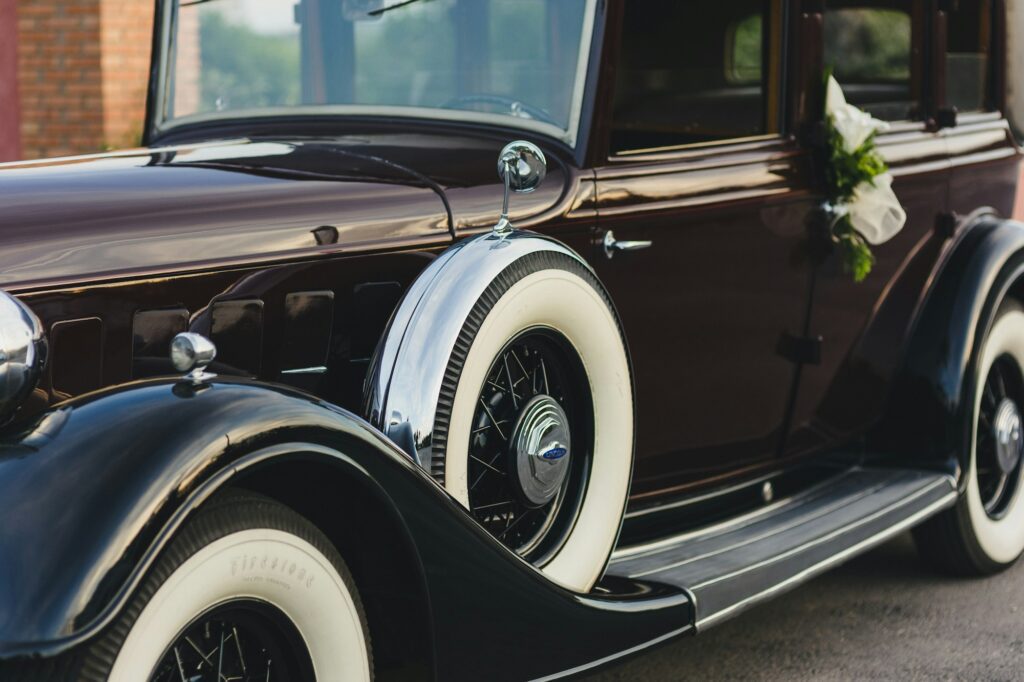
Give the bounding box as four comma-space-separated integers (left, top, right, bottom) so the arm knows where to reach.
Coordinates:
825, 76, 907, 245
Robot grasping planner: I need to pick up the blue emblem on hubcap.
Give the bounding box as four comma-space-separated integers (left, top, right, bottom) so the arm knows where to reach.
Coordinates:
541, 446, 568, 461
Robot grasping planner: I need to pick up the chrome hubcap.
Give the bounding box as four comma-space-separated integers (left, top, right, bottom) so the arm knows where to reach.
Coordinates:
509, 394, 572, 507
466, 329, 592, 561
993, 398, 1023, 475
978, 355, 1024, 517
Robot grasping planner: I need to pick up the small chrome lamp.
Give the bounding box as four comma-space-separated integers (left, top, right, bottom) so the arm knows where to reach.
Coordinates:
170, 332, 217, 385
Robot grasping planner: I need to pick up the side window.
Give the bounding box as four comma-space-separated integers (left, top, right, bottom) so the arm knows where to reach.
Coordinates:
946, 0, 994, 113
823, 1, 916, 121
611, 1, 780, 154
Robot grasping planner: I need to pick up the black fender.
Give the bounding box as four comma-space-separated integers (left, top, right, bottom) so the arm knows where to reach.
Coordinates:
0, 378, 689, 680
873, 214, 1024, 488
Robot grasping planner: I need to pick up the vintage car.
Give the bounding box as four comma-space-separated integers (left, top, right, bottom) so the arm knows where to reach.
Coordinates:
1, 0, 1023, 679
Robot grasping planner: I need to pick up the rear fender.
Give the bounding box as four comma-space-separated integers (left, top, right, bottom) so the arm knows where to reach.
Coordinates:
873, 216, 1024, 486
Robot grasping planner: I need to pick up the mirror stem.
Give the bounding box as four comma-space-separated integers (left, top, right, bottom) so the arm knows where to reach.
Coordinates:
493, 154, 516, 235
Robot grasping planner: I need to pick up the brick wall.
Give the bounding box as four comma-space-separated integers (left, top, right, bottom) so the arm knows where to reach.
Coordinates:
99, 0, 153, 150
9, 0, 153, 161
0, 0, 19, 160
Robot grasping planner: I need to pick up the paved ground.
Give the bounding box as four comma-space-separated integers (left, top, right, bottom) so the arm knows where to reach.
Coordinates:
585, 532, 1024, 681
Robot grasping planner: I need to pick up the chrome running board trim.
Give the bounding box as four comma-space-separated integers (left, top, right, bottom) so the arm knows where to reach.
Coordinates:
607, 468, 957, 631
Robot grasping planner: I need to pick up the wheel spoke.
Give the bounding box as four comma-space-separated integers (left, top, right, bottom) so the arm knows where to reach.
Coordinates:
497, 507, 535, 540
233, 626, 246, 674
185, 635, 216, 668
510, 348, 532, 387
216, 630, 226, 682
503, 354, 519, 408
470, 454, 506, 475
174, 647, 188, 682
995, 368, 1009, 399
984, 380, 997, 408
477, 398, 507, 440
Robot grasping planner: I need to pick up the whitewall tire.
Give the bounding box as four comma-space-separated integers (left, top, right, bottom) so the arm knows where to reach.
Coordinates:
916, 299, 1024, 574
84, 492, 372, 681
432, 252, 634, 593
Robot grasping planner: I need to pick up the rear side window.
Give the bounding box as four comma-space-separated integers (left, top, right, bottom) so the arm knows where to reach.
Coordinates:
611, 0, 780, 154
946, 0, 994, 113
824, 1, 916, 121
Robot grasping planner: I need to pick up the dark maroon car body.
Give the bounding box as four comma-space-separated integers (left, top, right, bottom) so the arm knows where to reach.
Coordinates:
0, 0, 1023, 678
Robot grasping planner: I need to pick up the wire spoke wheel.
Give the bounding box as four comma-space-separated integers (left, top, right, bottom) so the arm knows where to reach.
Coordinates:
150, 599, 313, 682
467, 328, 592, 563
976, 354, 1024, 518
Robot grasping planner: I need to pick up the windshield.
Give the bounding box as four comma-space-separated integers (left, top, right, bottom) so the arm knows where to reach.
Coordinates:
161, 0, 596, 146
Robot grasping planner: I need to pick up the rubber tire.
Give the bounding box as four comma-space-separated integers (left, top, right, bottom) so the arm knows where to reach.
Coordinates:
80, 490, 373, 681
914, 299, 1024, 575
432, 251, 634, 593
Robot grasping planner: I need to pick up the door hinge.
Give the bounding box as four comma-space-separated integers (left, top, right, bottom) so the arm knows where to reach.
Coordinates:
777, 332, 823, 366
935, 211, 959, 239
936, 107, 958, 130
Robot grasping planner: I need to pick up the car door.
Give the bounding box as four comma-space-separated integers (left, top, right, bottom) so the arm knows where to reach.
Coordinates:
782, 0, 960, 458
591, 0, 817, 499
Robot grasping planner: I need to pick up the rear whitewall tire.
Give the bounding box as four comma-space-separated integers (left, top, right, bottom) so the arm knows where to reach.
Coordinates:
438, 255, 634, 592
964, 300, 1024, 564
915, 299, 1024, 575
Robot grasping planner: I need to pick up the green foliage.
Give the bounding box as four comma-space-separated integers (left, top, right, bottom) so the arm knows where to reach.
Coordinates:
730, 14, 763, 84
824, 125, 886, 203
833, 216, 875, 283
198, 13, 300, 113
824, 9, 911, 83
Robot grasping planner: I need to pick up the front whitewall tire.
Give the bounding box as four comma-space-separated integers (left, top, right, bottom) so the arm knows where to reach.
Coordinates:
82, 492, 372, 681
108, 529, 371, 682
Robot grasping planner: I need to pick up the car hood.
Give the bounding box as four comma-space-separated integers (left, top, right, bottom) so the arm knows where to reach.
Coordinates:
0, 138, 461, 291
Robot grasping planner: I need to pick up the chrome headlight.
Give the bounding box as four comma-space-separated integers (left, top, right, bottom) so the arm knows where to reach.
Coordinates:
0, 291, 46, 424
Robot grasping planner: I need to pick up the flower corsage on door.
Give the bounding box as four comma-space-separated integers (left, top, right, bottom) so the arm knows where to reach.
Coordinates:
822, 75, 907, 282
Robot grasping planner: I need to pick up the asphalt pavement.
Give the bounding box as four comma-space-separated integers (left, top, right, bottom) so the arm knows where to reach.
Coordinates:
585, 532, 1024, 681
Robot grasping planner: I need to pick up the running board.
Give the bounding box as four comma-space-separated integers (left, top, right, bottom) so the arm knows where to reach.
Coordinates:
607, 468, 957, 631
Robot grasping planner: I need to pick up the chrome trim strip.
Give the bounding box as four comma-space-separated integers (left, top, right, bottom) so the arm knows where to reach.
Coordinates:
614, 469, 854, 560
626, 476, 896, 578
280, 366, 328, 375
688, 476, 953, 589
625, 469, 784, 519
532, 625, 692, 681
694, 486, 957, 631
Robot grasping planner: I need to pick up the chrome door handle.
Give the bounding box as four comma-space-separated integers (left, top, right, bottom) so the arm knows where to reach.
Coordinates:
603, 230, 653, 259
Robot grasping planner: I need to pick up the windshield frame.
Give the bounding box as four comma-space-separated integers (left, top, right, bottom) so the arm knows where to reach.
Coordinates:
148, 0, 599, 148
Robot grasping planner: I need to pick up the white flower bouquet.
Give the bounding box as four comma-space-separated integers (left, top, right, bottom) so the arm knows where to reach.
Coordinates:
823, 75, 907, 281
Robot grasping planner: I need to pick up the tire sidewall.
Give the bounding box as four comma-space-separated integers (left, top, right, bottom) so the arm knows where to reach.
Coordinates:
442, 265, 633, 592
962, 300, 1024, 567
106, 518, 371, 681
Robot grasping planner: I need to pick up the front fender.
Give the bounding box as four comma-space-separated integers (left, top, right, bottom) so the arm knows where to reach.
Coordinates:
0, 377, 427, 656
0, 378, 690, 680
875, 216, 1024, 482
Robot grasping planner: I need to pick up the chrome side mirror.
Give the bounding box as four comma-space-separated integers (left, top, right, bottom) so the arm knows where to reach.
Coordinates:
0, 291, 46, 425
493, 141, 547, 235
